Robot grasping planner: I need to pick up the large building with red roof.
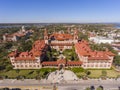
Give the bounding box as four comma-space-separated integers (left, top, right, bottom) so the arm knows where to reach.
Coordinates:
8, 29, 115, 69
8, 40, 47, 69
75, 40, 115, 68
44, 29, 78, 51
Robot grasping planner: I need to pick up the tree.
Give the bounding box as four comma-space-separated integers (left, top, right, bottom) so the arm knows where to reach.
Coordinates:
97, 86, 103, 90
35, 70, 42, 80
36, 69, 40, 75
4, 42, 13, 49
5, 65, 13, 71
85, 87, 90, 90
85, 71, 91, 76
101, 70, 107, 76
28, 71, 34, 75
114, 55, 120, 66
16, 69, 20, 74
97, 87, 103, 90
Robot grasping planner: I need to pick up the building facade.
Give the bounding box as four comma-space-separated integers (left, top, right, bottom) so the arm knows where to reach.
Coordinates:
44, 29, 78, 51
8, 29, 115, 69
8, 40, 47, 69
75, 40, 115, 68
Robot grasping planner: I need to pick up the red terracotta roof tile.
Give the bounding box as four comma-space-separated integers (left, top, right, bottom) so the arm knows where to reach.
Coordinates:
50, 33, 73, 40
75, 40, 114, 61
15, 57, 35, 60
8, 52, 16, 57
8, 40, 46, 61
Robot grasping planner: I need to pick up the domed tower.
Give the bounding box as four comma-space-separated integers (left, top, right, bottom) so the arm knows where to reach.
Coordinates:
44, 29, 48, 44
21, 26, 26, 32
67, 27, 70, 34
73, 29, 78, 43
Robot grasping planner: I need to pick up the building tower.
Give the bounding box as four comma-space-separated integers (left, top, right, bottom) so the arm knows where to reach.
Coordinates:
74, 29, 78, 43
44, 29, 48, 44
67, 27, 71, 34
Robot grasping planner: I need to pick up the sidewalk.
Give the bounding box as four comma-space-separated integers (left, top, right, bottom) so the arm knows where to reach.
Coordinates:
0, 78, 120, 85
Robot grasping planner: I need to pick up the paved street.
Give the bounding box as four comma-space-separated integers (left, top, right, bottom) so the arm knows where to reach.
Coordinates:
0, 79, 120, 90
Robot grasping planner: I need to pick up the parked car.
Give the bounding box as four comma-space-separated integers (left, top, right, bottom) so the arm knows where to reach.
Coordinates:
118, 86, 120, 90
99, 85, 103, 89
3, 88, 9, 90
11, 88, 21, 90
90, 86, 95, 90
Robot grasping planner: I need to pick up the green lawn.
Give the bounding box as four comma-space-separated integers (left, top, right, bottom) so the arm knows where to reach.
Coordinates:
69, 67, 120, 78
87, 69, 120, 78
0, 67, 119, 79
0, 68, 57, 79
0, 70, 37, 78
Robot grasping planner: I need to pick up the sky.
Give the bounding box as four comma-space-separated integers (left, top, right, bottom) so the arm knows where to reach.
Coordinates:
0, 0, 120, 23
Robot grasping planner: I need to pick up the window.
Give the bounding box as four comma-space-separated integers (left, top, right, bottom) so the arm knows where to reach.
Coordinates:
104, 65, 106, 67
100, 64, 103, 67
91, 65, 94, 67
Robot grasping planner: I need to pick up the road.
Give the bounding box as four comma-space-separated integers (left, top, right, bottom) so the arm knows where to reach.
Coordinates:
0, 79, 120, 90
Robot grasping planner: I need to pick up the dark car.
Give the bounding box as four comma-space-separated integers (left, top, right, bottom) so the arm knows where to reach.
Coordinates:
118, 86, 120, 90
99, 85, 103, 90
11, 88, 21, 90
90, 86, 95, 90
3, 88, 9, 90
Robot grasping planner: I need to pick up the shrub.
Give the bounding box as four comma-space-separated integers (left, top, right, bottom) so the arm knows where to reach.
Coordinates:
28, 71, 34, 75
70, 67, 85, 73
101, 70, 107, 76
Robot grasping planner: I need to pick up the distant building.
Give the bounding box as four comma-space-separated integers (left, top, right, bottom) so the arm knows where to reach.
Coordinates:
112, 43, 120, 55
89, 36, 114, 44
3, 26, 33, 42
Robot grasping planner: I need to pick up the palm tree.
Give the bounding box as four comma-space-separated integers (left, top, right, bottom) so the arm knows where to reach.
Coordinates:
36, 69, 41, 80
16, 69, 20, 75
97, 86, 103, 90
101, 70, 107, 76
101, 70, 107, 79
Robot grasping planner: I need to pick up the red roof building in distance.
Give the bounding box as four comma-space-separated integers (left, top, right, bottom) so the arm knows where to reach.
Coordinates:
3, 26, 34, 42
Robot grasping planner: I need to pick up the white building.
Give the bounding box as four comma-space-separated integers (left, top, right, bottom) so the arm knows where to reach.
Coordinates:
89, 36, 114, 44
